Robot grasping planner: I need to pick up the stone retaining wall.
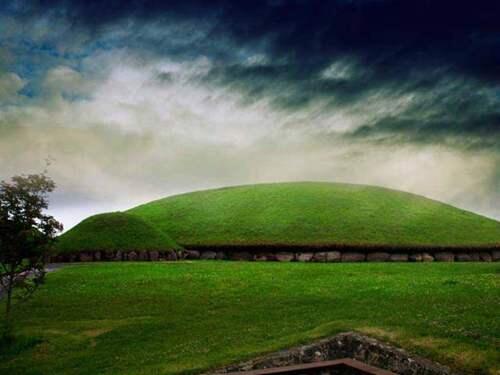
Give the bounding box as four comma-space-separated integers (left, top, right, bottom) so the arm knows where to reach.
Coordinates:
51, 249, 500, 263
210, 332, 458, 375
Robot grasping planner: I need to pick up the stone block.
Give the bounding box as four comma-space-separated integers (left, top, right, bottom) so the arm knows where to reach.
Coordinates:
422, 253, 434, 262
366, 252, 390, 262
313, 252, 328, 262
326, 251, 341, 262
409, 253, 423, 262
184, 250, 200, 260
455, 253, 472, 262
164, 250, 178, 261
254, 253, 274, 261
434, 252, 454, 262
389, 253, 409, 262
275, 252, 295, 262
341, 252, 366, 262
200, 251, 217, 260
137, 251, 149, 261
296, 253, 314, 262
480, 252, 493, 262
230, 252, 253, 261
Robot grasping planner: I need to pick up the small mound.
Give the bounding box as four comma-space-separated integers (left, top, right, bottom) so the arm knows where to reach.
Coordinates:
56, 212, 180, 253
127, 182, 500, 247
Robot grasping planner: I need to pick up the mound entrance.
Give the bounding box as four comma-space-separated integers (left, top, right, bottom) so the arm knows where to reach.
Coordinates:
212, 332, 455, 375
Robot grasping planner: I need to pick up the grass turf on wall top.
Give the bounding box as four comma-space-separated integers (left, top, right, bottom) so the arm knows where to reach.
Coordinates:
56, 212, 180, 254
128, 182, 500, 248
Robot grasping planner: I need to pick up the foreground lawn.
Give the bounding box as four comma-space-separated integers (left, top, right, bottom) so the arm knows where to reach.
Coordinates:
1, 262, 499, 374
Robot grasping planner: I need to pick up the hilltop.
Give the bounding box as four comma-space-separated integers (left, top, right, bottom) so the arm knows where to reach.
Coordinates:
126, 182, 500, 248
56, 212, 180, 253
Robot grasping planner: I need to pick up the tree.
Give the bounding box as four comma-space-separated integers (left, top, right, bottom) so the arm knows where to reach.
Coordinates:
0, 173, 63, 339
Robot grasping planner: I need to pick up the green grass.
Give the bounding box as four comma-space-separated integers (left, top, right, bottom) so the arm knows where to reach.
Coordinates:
128, 182, 500, 247
56, 212, 180, 254
1, 262, 499, 374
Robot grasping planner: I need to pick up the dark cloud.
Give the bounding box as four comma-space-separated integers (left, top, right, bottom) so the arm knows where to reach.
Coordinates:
1, 1, 499, 222
24, 0, 499, 79
2, 1, 500, 147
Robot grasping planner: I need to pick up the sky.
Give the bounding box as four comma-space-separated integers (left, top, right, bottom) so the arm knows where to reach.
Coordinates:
0, 0, 499, 229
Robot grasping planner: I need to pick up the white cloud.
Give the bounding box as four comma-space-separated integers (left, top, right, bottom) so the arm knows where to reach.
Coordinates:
320, 58, 358, 80
0, 50, 498, 229
0, 72, 25, 101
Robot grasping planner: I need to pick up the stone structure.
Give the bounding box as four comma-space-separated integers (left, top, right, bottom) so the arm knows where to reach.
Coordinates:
53, 249, 499, 263
210, 332, 457, 375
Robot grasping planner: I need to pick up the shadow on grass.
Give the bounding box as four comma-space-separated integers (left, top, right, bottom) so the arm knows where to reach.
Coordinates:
0, 334, 43, 357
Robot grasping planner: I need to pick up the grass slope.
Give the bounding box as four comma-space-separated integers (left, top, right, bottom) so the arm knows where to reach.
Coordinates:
128, 182, 500, 247
1, 262, 498, 374
56, 212, 180, 253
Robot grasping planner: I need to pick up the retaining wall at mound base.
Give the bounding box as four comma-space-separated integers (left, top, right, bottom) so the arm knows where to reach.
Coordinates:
51, 247, 500, 263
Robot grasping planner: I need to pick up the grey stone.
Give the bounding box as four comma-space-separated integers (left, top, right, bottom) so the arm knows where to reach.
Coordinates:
149, 251, 159, 261
296, 253, 314, 262
185, 250, 200, 260
164, 250, 178, 261
480, 252, 493, 262
93, 251, 101, 261
200, 251, 217, 260
422, 253, 434, 262
434, 252, 454, 262
127, 251, 138, 261
409, 253, 423, 262
491, 251, 500, 261
254, 253, 273, 261
469, 253, 480, 261
275, 252, 295, 262
79, 252, 93, 262
313, 252, 328, 262
137, 251, 149, 261
366, 252, 390, 262
230, 252, 253, 261
455, 253, 472, 262
326, 251, 341, 262
213, 331, 456, 375
114, 251, 123, 261
341, 252, 365, 262
389, 253, 409, 262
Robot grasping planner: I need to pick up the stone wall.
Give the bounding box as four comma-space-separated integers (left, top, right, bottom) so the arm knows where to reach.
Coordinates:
210, 332, 457, 375
51, 249, 500, 263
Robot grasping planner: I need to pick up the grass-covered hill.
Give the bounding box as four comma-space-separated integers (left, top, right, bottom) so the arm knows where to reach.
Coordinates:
56, 212, 180, 254
128, 182, 500, 248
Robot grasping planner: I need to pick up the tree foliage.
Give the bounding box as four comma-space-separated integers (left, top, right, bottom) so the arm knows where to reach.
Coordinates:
0, 173, 62, 338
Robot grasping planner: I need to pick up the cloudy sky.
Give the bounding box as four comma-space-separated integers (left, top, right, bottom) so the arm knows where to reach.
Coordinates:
1, 0, 499, 229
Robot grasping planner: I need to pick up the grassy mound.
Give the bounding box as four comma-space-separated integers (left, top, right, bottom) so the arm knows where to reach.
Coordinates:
56, 212, 180, 253
128, 182, 500, 247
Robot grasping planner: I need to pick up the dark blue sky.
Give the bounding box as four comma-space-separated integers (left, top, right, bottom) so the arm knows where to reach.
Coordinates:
1, 0, 499, 227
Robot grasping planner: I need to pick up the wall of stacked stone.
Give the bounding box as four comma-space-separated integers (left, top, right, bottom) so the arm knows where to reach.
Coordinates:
209, 331, 457, 375
51, 249, 500, 263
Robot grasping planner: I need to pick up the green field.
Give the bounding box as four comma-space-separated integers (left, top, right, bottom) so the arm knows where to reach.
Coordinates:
1, 262, 499, 374
57, 212, 180, 254
127, 182, 500, 247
